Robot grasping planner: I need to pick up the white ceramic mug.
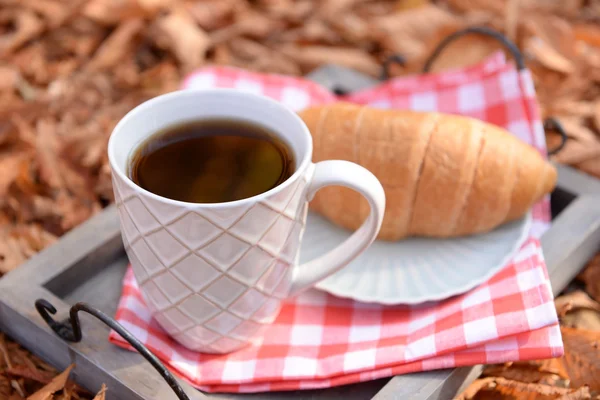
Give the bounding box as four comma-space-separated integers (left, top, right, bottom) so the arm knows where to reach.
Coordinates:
108, 89, 385, 354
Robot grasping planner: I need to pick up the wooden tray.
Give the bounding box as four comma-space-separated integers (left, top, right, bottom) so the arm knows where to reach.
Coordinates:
2, 65, 600, 400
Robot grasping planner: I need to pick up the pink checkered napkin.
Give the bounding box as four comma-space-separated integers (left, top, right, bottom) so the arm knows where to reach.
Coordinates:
109, 52, 563, 393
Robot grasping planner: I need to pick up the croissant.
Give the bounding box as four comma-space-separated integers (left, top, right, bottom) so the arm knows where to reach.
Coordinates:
299, 103, 557, 241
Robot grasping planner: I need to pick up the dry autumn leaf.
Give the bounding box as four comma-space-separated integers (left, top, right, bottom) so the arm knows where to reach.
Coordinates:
87, 18, 145, 71
184, 0, 238, 31
525, 36, 576, 75
92, 384, 107, 399
279, 44, 381, 76
573, 23, 600, 47
372, 4, 459, 60
557, 295, 600, 333
504, 0, 520, 43
82, 0, 146, 25
456, 376, 591, 400
483, 360, 570, 385
228, 38, 301, 75
0, 65, 20, 91
526, 15, 578, 66
555, 291, 600, 318
1, 334, 97, 398
579, 255, 600, 304
6, 364, 56, 384
27, 364, 74, 400
0, 9, 45, 56
151, 8, 210, 71
408, 24, 505, 74
560, 327, 600, 392
593, 102, 600, 132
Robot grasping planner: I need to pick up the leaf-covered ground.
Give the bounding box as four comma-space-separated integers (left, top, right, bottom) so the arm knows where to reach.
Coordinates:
1, 0, 599, 398
0, 334, 105, 399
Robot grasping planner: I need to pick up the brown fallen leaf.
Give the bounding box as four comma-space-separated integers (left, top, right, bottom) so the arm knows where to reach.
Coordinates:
228, 38, 301, 76
136, 0, 172, 14
504, 0, 520, 43
279, 18, 342, 46
0, 333, 11, 368
560, 327, 600, 392
18, 0, 80, 29
0, 150, 30, 197
560, 310, 600, 335
0, 65, 20, 91
526, 15, 579, 66
279, 44, 380, 76
0, 234, 28, 273
35, 118, 63, 190
574, 158, 600, 180
0, 9, 45, 56
578, 254, 600, 306
82, 0, 146, 25
328, 13, 370, 45
0, 334, 24, 397
556, 386, 592, 400
525, 36, 576, 75
527, 358, 571, 380
456, 376, 589, 399
395, 0, 430, 12
372, 4, 459, 60
483, 361, 569, 384
0, 225, 57, 273
260, 0, 313, 22
555, 291, 600, 318
446, 0, 506, 15
402, 24, 506, 75
6, 365, 55, 384
559, 116, 600, 142
151, 8, 210, 71
455, 377, 493, 400
552, 140, 600, 166
87, 18, 144, 71
233, 10, 284, 41
92, 384, 106, 400
573, 23, 600, 48
0, 375, 11, 399
315, 0, 361, 17
549, 118, 600, 166
27, 363, 74, 400
549, 100, 597, 119
593, 102, 600, 132
184, 0, 238, 31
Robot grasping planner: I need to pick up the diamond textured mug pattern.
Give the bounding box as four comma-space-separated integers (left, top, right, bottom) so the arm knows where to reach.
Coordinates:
113, 168, 311, 353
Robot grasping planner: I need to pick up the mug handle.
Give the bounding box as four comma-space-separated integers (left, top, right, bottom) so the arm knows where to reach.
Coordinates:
288, 160, 386, 297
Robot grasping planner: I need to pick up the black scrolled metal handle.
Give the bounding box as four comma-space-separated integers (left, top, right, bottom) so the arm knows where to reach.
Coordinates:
544, 117, 568, 156
379, 54, 407, 81
422, 26, 526, 73
35, 299, 190, 400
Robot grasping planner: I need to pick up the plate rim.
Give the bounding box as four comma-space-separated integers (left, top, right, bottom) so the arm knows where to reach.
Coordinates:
313, 212, 533, 305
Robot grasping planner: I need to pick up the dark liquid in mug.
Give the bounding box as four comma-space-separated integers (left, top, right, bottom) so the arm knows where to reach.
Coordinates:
129, 118, 295, 203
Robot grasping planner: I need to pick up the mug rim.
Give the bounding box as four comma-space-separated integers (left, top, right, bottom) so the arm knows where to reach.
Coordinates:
107, 88, 313, 209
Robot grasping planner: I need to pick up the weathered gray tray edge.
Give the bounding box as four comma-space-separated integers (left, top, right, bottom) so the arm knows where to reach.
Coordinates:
0, 65, 599, 400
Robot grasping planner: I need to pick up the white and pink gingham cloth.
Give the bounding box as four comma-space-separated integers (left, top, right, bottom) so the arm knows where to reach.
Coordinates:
109, 52, 563, 393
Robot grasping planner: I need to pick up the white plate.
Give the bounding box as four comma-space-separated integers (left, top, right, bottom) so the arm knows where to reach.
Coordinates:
299, 211, 532, 305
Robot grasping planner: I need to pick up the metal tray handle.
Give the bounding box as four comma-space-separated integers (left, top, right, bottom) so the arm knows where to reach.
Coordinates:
35, 299, 190, 400
421, 26, 526, 72
544, 117, 569, 156
379, 25, 568, 156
